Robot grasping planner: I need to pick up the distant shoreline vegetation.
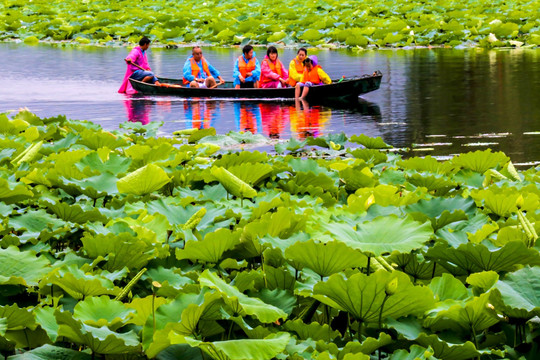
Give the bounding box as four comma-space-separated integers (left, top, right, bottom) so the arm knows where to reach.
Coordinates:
1, 0, 539, 49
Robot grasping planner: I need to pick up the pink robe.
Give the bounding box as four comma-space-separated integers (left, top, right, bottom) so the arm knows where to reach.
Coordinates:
260, 56, 288, 89
118, 46, 151, 94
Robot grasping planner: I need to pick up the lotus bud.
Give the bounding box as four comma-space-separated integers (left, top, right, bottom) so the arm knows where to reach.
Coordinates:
364, 194, 375, 210
152, 281, 162, 288
330, 141, 341, 150
385, 277, 398, 296
516, 195, 524, 209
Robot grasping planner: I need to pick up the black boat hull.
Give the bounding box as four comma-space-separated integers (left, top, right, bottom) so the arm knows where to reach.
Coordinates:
129, 73, 382, 101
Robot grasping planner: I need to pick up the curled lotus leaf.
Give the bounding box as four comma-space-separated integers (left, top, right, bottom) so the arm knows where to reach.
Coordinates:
117, 164, 170, 196
73, 296, 136, 330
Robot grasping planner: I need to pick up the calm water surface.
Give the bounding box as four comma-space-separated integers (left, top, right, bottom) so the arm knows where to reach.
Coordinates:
2, 43, 540, 165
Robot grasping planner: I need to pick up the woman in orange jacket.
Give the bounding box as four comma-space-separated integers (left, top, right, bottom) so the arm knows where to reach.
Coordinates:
294, 55, 332, 99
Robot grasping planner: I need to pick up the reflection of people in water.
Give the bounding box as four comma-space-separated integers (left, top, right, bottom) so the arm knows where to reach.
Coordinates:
184, 101, 220, 129
259, 103, 289, 139
124, 99, 152, 125
233, 103, 262, 134
290, 99, 331, 139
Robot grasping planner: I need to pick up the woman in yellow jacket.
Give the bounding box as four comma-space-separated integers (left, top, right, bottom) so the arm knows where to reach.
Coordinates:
295, 55, 332, 99
288, 48, 307, 87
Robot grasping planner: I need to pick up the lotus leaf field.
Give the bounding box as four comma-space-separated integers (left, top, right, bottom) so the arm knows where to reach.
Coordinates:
1, 110, 540, 360
1, 0, 540, 48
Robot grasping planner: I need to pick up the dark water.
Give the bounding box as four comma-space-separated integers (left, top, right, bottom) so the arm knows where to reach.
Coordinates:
3, 43, 540, 165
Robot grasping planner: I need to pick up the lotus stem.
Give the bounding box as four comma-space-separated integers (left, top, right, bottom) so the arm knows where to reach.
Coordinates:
152, 292, 156, 336
227, 321, 234, 340
366, 256, 371, 275
378, 294, 389, 330
431, 262, 437, 279
115, 268, 147, 301
301, 300, 321, 323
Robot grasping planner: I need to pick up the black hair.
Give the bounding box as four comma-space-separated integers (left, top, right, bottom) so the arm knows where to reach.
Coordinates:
267, 46, 278, 57
139, 36, 151, 46
297, 47, 307, 55
242, 44, 254, 55
303, 57, 313, 65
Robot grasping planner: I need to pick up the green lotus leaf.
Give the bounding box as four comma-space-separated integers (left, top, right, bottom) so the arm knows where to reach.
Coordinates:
41, 133, 80, 155
285, 240, 366, 278
306, 132, 348, 149
76, 151, 132, 175
427, 293, 499, 334
81, 233, 156, 271
49, 265, 120, 299
55, 310, 141, 355
494, 266, 540, 316
429, 274, 470, 301
226, 163, 273, 186
44, 201, 108, 224
0, 305, 35, 331
123, 143, 176, 164
0, 246, 50, 287
426, 241, 540, 275
313, 270, 435, 323
7, 344, 92, 359
387, 252, 439, 280
452, 149, 509, 173
406, 196, 476, 219
288, 158, 333, 176
264, 265, 296, 291
466, 271, 499, 293
117, 164, 170, 196
324, 215, 433, 256
301, 29, 323, 41
213, 151, 268, 168
283, 319, 340, 342
348, 149, 388, 165
34, 307, 59, 342
77, 129, 127, 150
7, 208, 68, 244
142, 266, 196, 297
339, 167, 377, 191
211, 166, 257, 199
287, 171, 337, 192
470, 189, 518, 217
406, 173, 457, 195
11, 140, 43, 166
389, 345, 436, 360
126, 295, 168, 327
349, 134, 391, 149
60, 172, 119, 199
154, 344, 203, 360
73, 296, 135, 330
188, 128, 217, 144
0, 177, 34, 204
436, 213, 491, 248
398, 156, 455, 174
275, 138, 307, 154
199, 270, 287, 323
176, 228, 241, 264
120, 120, 163, 137
171, 332, 291, 360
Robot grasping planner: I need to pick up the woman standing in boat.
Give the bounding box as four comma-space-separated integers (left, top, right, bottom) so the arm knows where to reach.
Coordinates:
233, 45, 261, 88
260, 46, 289, 88
295, 55, 332, 99
288, 48, 307, 87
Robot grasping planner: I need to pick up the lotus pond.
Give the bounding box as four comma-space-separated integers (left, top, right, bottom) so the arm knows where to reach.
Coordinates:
1, 0, 540, 48
1, 110, 539, 359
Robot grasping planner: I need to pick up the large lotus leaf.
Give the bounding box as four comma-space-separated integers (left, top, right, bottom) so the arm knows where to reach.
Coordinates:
389, 345, 437, 360
0, 246, 50, 287
226, 163, 273, 186
77, 129, 127, 150
405, 196, 476, 227
7, 208, 67, 244
211, 166, 257, 199
387, 252, 439, 280
44, 201, 108, 224
426, 293, 499, 333
81, 232, 155, 271
143, 266, 196, 297
0, 178, 34, 204
407, 173, 457, 195
176, 228, 241, 264
275, 138, 307, 154
494, 266, 540, 317
397, 156, 455, 175
466, 271, 499, 293
7, 344, 92, 359
171, 332, 290, 360
451, 150, 509, 173
426, 241, 540, 275
287, 158, 335, 178
73, 296, 135, 330
76, 152, 131, 175
154, 344, 204, 360
288, 171, 337, 192
349, 134, 391, 149
34, 307, 59, 342
213, 151, 268, 168
284, 240, 366, 278
48, 265, 119, 299
198, 270, 287, 323
348, 148, 388, 165
429, 274, 470, 301
55, 310, 140, 355
123, 143, 175, 163
0, 305, 35, 331
339, 167, 377, 191
117, 164, 170, 196
283, 319, 340, 342
126, 296, 168, 327
143, 291, 224, 358
436, 213, 491, 248
340, 332, 393, 356
313, 270, 435, 323
60, 172, 119, 199
324, 215, 433, 256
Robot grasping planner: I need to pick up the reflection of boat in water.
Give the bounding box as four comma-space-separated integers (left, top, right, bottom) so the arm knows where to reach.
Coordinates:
234, 103, 262, 134
124, 99, 152, 125
184, 100, 222, 129
129, 73, 382, 102
290, 99, 331, 139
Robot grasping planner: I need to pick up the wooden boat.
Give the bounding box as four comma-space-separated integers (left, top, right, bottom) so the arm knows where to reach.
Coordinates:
129, 72, 382, 101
